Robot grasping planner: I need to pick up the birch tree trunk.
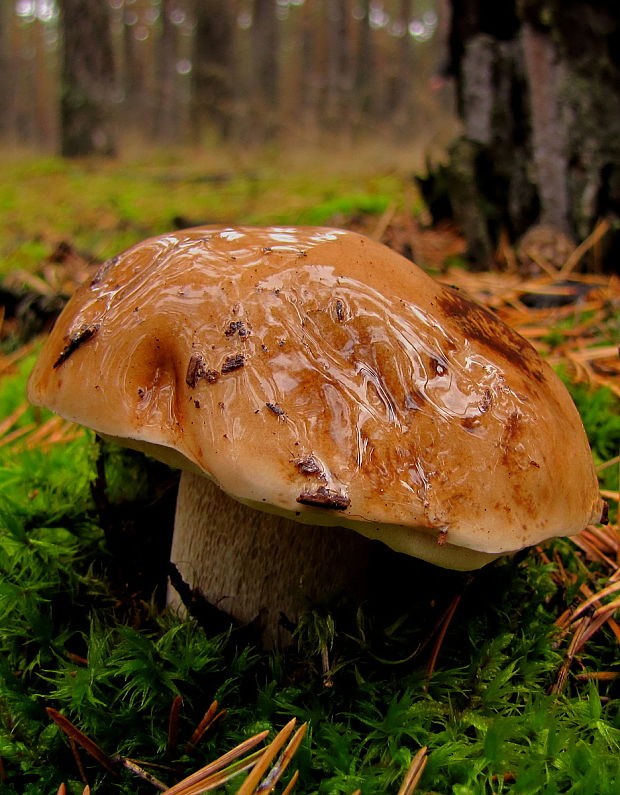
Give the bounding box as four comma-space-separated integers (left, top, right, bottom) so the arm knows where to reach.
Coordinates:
443, 0, 620, 270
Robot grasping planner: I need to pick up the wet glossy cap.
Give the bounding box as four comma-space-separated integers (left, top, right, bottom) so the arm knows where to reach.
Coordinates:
28, 226, 605, 569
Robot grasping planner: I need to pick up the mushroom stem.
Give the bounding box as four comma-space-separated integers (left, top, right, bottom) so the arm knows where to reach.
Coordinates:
168, 471, 371, 647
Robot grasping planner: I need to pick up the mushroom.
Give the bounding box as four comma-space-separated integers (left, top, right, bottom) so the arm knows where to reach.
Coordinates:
28, 226, 605, 644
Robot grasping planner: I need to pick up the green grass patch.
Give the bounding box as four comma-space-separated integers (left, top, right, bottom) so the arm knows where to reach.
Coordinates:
0, 152, 412, 276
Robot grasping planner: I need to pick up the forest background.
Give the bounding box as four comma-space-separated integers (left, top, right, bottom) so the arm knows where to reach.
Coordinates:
0, 0, 451, 157
0, 2, 619, 794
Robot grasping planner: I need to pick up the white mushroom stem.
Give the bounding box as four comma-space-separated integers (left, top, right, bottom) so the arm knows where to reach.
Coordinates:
168, 471, 372, 647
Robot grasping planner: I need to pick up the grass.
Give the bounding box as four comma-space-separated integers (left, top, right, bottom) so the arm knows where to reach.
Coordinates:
0, 146, 418, 278
0, 151, 619, 793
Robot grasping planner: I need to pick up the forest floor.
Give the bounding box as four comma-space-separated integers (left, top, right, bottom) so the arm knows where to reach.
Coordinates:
0, 149, 619, 794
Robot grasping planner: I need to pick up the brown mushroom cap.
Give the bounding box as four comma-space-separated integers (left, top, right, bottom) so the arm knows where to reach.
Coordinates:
28, 226, 604, 570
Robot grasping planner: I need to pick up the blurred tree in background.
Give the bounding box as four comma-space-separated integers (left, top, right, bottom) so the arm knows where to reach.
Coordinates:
5, 1, 617, 268
59, 0, 117, 156
189, 0, 235, 141
0, 0, 449, 154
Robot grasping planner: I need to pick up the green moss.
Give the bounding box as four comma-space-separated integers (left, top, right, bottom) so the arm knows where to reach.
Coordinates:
0, 160, 618, 792
0, 154, 414, 275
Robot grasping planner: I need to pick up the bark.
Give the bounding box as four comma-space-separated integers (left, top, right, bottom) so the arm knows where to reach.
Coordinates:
190, 0, 235, 141
153, 0, 181, 144
297, 0, 320, 130
443, 0, 620, 269
354, 0, 376, 124
251, 0, 280, 136
391, 0, 414, 132
323, 0, 353, 131
59, 0, 116, 157
121, 7, 146, 131
0, 1, 11, 141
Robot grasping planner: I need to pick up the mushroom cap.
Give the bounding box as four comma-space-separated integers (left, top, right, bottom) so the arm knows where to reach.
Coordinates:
28, 226, 604, 570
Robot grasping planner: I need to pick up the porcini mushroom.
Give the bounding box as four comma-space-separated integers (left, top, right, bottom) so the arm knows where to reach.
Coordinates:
28, 226, 605, 644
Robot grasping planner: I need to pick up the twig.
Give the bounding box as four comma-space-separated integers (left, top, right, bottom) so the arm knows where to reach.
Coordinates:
114, 756, 169, 790
559, 218, 611, 276
571, 580, 620, 622
254, 721, 307, 793
69, 737, 88, 785
551, 615, 592, 694
372, 202, 397, 241
0, 402, 29, 437
425, 592, 462, 689
280, 768, 299, 795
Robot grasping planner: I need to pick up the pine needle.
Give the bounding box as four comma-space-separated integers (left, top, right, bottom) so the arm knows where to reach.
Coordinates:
185, 700, 227, 753
236, 719, 299, 795
161, 730, 269, 795
396, 746, 428, 795
46, 708, 118, 776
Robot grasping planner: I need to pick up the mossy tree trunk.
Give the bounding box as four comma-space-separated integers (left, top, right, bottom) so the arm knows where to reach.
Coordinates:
443, 0, 620, 269
59, 0, 116, 157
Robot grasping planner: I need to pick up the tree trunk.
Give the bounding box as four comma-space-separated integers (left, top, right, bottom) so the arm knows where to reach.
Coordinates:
323, 0, 353, 133
121, 6, 146, 133
354, 0, 377, 126
153, 0, 181, 144
296, 0, 320, 133
0, 1, 12, 142
59, 0, 116, 157
391, 0, 415, 134
251, 0, 280, 138
443, 0, 620, 270
190, 0, 235, 142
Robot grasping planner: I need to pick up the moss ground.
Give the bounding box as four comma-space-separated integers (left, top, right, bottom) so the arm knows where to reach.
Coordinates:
0, 150, 619, 794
